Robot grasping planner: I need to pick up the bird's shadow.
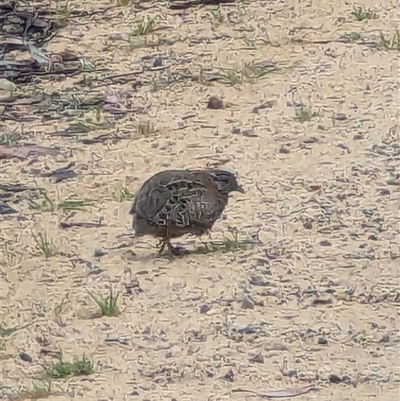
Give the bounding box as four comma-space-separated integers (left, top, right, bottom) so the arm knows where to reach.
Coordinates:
122, 241, 257, 262
120, 246, 208, 262
115, 232, 259, 262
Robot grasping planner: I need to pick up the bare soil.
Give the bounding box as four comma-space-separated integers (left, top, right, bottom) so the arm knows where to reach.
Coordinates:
1, 0, 399, 400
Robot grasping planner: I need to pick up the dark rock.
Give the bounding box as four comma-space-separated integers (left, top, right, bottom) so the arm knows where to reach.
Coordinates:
200, 304, 212, 314
241, 296, 255, 309
19, 352, 33, 363
318, 337, 328, 345
320, 240, 332, 246
153, 57, 163, 67
334, 113, 347, 121
207, 96, 224, 110
329, 374, 342, 384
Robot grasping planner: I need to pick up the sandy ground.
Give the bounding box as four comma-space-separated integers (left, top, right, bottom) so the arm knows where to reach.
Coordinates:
1, 0, 399, 400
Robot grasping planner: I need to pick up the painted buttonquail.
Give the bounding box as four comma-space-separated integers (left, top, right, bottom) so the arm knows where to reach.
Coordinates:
129, 169, 244, 256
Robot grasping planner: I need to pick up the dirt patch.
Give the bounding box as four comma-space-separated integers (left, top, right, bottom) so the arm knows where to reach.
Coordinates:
1, 0, 399, 400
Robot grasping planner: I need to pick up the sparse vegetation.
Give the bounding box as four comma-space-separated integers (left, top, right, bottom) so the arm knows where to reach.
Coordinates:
3, 242, 21, 267
88, 287, 120, 317
0, 322, 33, 337
217, 62, 279, 86
132, 18, 156, 36
137, 121, 155, 136
53, 298, 68, 317
43, 354, 93, 379
340, 32, 362, 43
378, 31, 400, 51
28, 190, 93, 213
28, 190, 55, 212
116, 186, 134, 202
57, 198, 94, 212
243, 61, 278, 79
115, 0, 134, 6
295, 105, 314, 122
0, 337, 5, 358
351, 6, 375, 21
33, 232, 57, 258
56, 2, 72, 23
218, 68, 243, 86
199, 230, 255, 254
0, 322, 33, 362
212, 6, 224, 24
14, 379, 54, 400
0, 131, 21, 146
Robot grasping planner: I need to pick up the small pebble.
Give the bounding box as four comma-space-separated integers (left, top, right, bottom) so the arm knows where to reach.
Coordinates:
94, 249, 107, 257
252, 100, 275, 113
380, 334, 390, 343
207, 96, 224, 109
242, 129, 258, 137
329, 374, 342, 384
233, 324, 256, 334
241, 296, 255, 310
312, 298, 333, 306
250, 275, 269, 287
153, 57, 163, 67
200, 304, 212, 314
309, 185, 321, 191
0, 200, 17, 215
223, 369, 235, 382
108, 33, 124, 41
250, 354, 264, 364
335, 113, 347, 121
19, 352, 33, 363
378, 189, 390, 196
320, 240, 332, 246
278, 145, 290, 154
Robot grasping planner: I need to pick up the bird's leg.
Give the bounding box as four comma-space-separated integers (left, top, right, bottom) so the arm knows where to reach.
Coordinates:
157, 237, 180, 257
156, 238, 184, 257
156, 239, 168, 256
167, 241, 187, 257
166, 241, 180, 257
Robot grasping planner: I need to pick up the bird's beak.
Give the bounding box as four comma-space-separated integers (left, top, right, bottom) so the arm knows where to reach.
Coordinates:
236, 185, 245, 194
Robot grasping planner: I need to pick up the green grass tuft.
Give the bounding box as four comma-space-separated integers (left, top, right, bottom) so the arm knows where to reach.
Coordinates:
351, 6, 375, 21
33, 232, 57, 259
295, 105, 313, 122
44, 354, 94, 379
88, 287, 120, 317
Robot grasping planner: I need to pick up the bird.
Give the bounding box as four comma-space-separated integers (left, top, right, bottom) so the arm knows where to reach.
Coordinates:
129, 169, 244, 256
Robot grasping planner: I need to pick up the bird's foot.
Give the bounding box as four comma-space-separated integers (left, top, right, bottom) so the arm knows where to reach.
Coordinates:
156, 239, 185, 258
168, 243, 186, 257
156, 239, 167, 256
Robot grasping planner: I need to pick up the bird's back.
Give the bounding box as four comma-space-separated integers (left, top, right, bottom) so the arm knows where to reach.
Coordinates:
130, 169, 229, 237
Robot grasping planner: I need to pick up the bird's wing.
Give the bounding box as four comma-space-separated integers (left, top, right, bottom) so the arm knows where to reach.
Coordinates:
154, 183, 227, 231
131, 170, 226, 230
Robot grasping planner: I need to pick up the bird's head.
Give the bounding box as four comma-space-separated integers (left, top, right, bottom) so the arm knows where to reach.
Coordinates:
209, 170, 244, 195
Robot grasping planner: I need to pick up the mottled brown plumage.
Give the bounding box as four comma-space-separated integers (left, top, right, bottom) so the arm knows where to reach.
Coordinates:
129, 169, 244, 256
